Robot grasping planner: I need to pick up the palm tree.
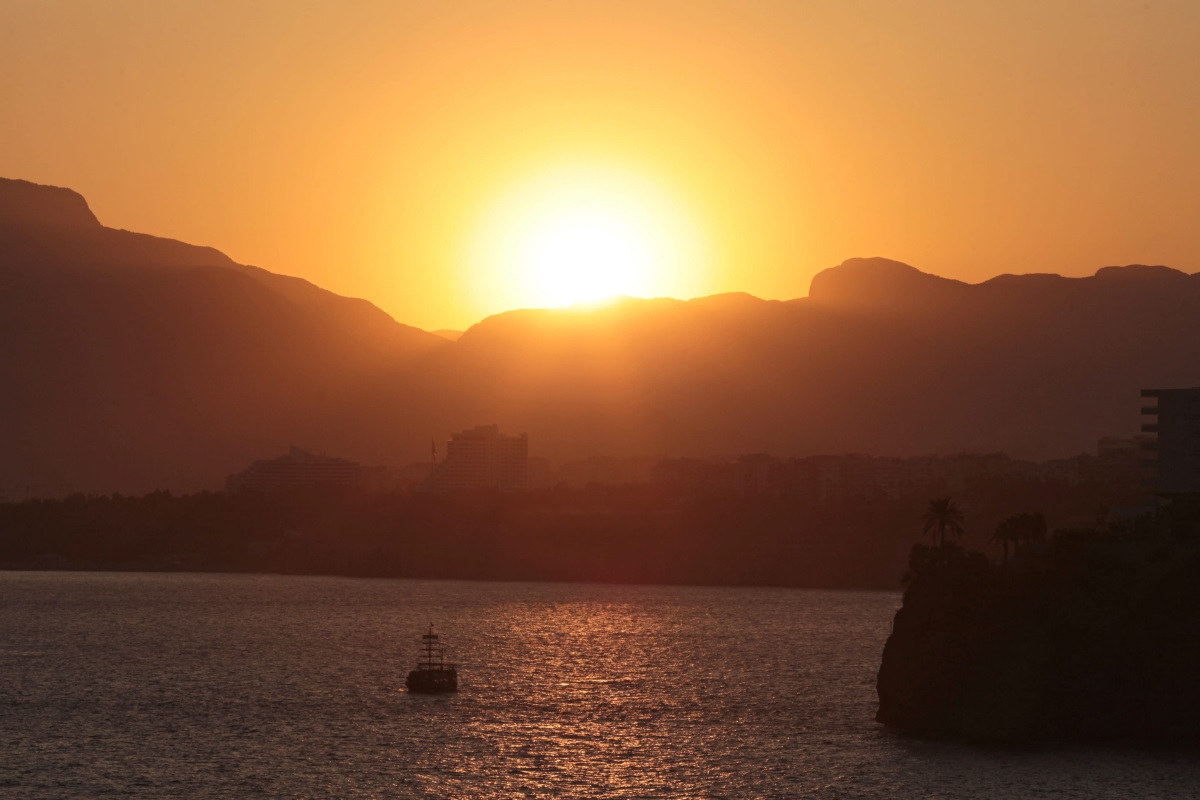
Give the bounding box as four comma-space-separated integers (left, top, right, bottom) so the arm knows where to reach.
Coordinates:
1016, 512, 1047, 551
922, 497, 965, 548
991, 516, 1020, 564
992, 512, 1048, 564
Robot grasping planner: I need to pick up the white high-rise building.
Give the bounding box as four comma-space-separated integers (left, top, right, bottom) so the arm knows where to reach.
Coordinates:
421, 425, 529, 492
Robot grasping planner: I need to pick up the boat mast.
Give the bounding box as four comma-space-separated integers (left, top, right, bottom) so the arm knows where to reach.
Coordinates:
420, 622, 445, 671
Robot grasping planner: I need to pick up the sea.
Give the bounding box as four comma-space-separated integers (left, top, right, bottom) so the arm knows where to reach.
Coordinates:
2, 572, 1198, 799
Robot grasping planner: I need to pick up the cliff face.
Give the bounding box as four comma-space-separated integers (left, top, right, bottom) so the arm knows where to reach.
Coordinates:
876, 543, 1200, 744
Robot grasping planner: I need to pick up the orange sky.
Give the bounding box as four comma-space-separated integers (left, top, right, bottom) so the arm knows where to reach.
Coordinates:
4, 1, 1199, 330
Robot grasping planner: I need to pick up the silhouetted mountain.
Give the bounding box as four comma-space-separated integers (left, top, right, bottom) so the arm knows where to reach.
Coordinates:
0, 178, 100, 229
806, 256, 971, 309
418, 257, 1200, 462
4, 178, 1200, 494
0, 177, 446, 494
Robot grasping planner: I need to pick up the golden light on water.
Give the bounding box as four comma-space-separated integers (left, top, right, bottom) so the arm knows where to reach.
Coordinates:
466, 165, 709, 312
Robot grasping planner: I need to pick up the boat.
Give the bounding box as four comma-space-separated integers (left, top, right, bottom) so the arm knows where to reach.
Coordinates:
405, 623, 458, 694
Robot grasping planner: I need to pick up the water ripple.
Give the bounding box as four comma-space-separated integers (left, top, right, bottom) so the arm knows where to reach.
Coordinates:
1, 573, 1198, 798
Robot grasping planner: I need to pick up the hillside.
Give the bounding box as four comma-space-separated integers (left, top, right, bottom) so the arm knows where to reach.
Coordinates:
0, 178, 447, 494
4, 177, 1200, 494
416, 258, 1200, 462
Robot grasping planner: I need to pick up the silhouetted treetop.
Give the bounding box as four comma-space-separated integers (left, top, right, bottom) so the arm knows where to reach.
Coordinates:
921, 497, 965, 548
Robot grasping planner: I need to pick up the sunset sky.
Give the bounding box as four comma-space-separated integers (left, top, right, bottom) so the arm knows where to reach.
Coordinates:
4, 0, 1199, 330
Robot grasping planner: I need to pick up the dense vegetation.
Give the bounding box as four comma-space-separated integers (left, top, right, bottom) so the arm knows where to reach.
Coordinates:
0, 477, 1141, 589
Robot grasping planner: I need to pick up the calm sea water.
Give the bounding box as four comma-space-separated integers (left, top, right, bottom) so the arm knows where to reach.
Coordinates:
1, 572, 1198, 799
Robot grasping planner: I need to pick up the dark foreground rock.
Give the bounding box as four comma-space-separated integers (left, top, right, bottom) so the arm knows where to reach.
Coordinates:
877, 542, 1200, 745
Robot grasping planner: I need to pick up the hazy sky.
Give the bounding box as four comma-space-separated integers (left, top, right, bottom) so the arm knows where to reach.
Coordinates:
4, 0, 1199, 330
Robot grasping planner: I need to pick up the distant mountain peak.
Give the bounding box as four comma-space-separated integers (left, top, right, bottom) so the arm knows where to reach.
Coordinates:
807, 257, 968, 308
1093, 264, 1188, 282
0, 177, 101, 229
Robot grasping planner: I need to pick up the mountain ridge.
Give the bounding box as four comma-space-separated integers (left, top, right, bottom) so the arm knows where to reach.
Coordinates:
4, 176, 1200, 494
0, 177, 447, 494
3, 177, 1194, 319
0, 178, 100, 229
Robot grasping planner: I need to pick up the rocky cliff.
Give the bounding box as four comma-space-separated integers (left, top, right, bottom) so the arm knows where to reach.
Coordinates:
876, 541, 1200, 744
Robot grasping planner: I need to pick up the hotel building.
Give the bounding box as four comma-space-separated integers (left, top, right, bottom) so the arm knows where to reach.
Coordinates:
1140, 387, 1200, 494
226, 447, 364, 492
421, 425, 529, 492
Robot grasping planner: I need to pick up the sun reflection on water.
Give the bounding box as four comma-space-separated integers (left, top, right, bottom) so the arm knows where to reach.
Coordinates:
7, 575, 1186, 799
397, 588, 882, 798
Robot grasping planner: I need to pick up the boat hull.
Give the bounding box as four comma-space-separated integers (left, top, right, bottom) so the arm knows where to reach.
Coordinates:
406, 668, 458, 694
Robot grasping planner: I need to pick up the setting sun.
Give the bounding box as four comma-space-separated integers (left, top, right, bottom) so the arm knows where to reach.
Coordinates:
467, 165, 708, 312
516, 206, 656, 307
7, 2, 1200, 793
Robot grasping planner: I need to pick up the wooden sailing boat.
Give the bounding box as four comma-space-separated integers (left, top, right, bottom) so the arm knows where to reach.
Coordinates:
405, 623, 458, 694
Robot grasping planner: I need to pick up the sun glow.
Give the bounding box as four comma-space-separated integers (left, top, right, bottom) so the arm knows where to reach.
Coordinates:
518, 207, 657, 307
467, 165, 708, 312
